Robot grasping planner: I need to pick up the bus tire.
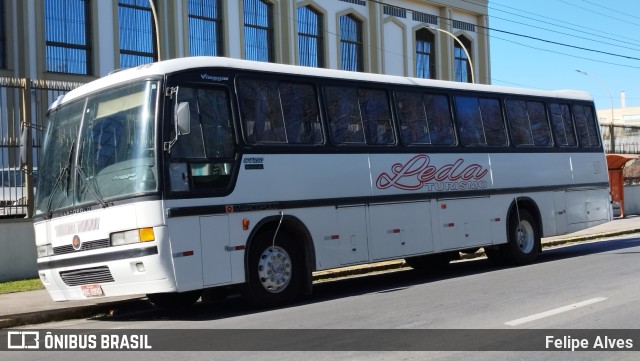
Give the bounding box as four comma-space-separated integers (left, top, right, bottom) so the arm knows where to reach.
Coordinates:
405, 252, 457, 271
243, 230, 304, 308
501, 209, 540, 265
146, 290, 202, 309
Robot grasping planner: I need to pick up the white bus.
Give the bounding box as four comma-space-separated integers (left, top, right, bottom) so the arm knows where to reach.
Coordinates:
34, 57, 611, 307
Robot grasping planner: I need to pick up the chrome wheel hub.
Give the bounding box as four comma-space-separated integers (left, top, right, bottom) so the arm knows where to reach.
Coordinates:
516, 220, 535, 254
257, 246, 292, 293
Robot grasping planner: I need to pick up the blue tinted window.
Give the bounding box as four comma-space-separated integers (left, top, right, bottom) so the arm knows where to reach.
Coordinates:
339, 14, 363, 72
188, 0, 223, 56
45, 0, 91, 74
118, 0, 156, 68
416, 28, 434, 79
454, 36, 472, 83
297, 6, 323, 67
243, 0, 273, 62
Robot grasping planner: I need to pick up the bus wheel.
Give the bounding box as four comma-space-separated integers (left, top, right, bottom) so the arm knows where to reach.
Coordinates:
146, 290, 202, 309
243, 231, 303, 308
502, 209, 540, 265
405, 252, 457, 271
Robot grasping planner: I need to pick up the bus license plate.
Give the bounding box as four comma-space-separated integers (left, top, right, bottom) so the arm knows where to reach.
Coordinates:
81, 284, 104, 298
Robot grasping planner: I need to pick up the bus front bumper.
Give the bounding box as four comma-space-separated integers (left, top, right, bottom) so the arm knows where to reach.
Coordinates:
36, 245, 176, 302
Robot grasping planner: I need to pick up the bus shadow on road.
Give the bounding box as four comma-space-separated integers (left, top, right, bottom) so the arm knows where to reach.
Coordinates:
539, 236, 640, 262
96, 236, 640, 324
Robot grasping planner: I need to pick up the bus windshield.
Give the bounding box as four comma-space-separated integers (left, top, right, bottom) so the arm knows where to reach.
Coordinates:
35, 81, 159, 216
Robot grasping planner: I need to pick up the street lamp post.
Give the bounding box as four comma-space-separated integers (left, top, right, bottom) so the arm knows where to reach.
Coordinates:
427, 25, 475, 84
576, 70, 615, 153
149, 0, 161, 61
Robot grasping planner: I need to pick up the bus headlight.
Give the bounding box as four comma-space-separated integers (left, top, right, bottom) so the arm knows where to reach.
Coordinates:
37, 244, 53, 258
110, 228, 155, 246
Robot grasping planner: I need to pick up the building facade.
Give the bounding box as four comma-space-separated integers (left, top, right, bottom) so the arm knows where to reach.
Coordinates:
596, 92, 640, 154
0, 0, 491, 83
0, 0, 490, 215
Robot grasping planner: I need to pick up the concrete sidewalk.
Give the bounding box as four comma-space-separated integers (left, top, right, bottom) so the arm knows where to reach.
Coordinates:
2, 216, 640, 329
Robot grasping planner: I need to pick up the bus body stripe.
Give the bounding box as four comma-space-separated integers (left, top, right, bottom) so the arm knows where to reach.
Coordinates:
165, 182, 609, 218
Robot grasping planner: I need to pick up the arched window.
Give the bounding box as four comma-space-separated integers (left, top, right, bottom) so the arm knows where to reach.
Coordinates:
339, 14, 363, 72
118, 0, 158, 69
243, 0, 274, 62
454, 35, 472, 83
45, 0, 92, 74
188, 0, 223, 56
415, 28, 435, 79
297, 6, 323, 68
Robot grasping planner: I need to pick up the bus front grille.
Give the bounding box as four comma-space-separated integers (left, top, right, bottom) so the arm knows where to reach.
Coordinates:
53, 239, 110, 255
59, 266, 114, 286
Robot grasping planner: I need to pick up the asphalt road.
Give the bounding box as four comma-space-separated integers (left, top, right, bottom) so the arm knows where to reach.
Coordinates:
4, 235, 640, 361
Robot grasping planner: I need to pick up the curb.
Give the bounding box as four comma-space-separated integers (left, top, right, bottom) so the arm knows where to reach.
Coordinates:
0, 298, 150, 329
2, 228, 639, 329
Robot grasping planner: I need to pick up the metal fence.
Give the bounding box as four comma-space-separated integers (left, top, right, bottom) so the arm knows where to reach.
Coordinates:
600, 124, 640, 154
0, 77, 84, 218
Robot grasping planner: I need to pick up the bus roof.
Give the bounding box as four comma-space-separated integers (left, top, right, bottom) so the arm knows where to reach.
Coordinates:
52, 56, 593, 108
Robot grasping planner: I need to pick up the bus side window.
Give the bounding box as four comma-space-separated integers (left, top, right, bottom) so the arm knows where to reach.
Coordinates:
425, 94, 456, 145
280, 82, 323, 144
455, 96, 506, 147
478, 98, 507, 146
549, 103, 577, 147
170, 87, 235, 192
324, 85, 365, 144
506, 99, 552, 147
528, 101, 552, 146
506, 100, 533, 145
397, 91, 455, 146
173, 87, 206, 158
358, 88, 394, 145
237, 78, 287, 144
455, 96, 484, 146
324, 85, 395, 146
573, 104, 600, 147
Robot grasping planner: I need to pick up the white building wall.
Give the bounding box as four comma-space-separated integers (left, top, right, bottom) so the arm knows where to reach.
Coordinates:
383, 19, 405, 76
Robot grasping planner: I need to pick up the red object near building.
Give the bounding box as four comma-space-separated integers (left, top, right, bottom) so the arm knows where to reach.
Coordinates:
606, 154, 640, 218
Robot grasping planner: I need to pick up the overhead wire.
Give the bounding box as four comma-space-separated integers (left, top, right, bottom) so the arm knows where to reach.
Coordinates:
581, 0, 640, 22
471, 0, 640, 47
558, 0, 640, 28
486, 13, 640, 52
270, 0, 640, 87
368, 0, 640, 63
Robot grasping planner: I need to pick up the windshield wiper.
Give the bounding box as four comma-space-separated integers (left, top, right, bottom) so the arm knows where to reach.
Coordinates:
76, 166, 109, 208
75, 142, 109, 208
44, 141, 74, 219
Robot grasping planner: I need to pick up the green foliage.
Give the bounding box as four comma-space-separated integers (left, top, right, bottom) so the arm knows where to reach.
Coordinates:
0, 278, 44, 295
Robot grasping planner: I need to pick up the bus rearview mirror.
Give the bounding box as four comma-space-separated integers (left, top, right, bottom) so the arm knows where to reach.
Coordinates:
19, 123, 28, 168
176, 102, 191, 136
